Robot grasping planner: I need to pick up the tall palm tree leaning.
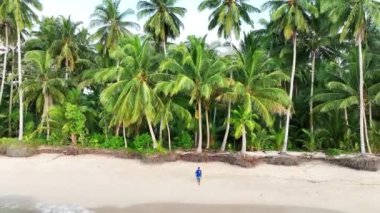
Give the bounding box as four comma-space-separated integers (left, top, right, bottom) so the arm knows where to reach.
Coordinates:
263, 0, 318, 153
4, 0, 42, 141
198, 0, 259, 152
321, 0, 380, 155
137, 0, 186, 56
90, 0, 140, 56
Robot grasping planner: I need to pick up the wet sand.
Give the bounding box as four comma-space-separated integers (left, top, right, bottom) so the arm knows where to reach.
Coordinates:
0, 154, 379, 213
94, 203, 343, 213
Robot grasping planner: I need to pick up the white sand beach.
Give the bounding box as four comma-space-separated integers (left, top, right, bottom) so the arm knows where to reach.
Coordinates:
0, 154, 379, 213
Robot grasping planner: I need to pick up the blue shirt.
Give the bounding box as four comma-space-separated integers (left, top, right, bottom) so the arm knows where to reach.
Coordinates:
195, 169, 202, 178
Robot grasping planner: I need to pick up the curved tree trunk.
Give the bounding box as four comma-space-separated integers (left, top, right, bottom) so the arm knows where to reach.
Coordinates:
241, 126, 247, 154
196, 100, 203, 153
163, 40, 167, 57
205, 106, 210, 149
159, 119, 163, 142
17, 27, 24, 141
358, 36, 366, 155
221, 36, 234, 152
0, 25, 9, 106
147, 117, 158, 149
309, 51, 316, 134
282, 34, 298, 153
166, 121, 171, 152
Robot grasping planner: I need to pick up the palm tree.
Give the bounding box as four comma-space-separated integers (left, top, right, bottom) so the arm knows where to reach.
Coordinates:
199, 0, 259, 152
23, 50, 65, 139
0, 6, 13, 106
90, 0, 140, 56
154, 96, 192, 151
51, 16, 82, 80
137, 0, 187, 56
100, 35, 160, 148
321, 0, 380, 155
159, 36, 227, 153
3, 0, 42, 141
231, 107, 258, 154
304, 4, 337, 134
263, 0, 318, 153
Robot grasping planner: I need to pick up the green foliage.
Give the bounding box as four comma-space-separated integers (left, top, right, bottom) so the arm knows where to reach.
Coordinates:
175, 131, 193, 150
62, 103, 87, 144
131, 133, 153, 152
88, 133, 124, 149
326, 148, 344, 157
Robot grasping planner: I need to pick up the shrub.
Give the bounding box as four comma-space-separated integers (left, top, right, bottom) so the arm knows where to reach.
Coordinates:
131, 133, 152, 152
326, 148, 344, 156
175, 131, 193, 150
104, 136, 124, 149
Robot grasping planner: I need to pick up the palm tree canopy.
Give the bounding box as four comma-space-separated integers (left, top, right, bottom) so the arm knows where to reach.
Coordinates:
263, 0, 318, 40
137, 0, 186, 42
321, 0, 380, 42
198, 0, 259, 39
1, 0, 42, 29
90, 0, 140, 54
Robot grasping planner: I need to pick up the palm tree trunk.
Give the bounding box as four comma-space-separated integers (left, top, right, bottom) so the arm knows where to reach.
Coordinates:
166, 121, 171, 152
65, 58, 69, 80
8, 48, 15, 137
358, 36, 366, 155
43, 94, 49, 139
282, 34, 298, 153
205, 106, 210, 149
344, 108, 349, 126
369, 102, 373, 129
147, 117, 158, 149
310, 51, 316, 134
364, 113, 372, 154
163, 40, 167, 57
0, 25, 9, 106
221, 36, 234, 152
241, 126, 247, 154
159, 119, 163, 142
123, 122, 127, 148
17, 27, 24, 141
196, 100, 203, 153
213, 106, 217, 125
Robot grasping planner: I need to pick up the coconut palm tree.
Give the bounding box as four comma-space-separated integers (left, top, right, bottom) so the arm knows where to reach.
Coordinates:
263, 0, 318, 153
230, 107, 259, 154
3, 0, 42, 141
100, 35, 161, 148
90, 0, 140, 56
199, 0, 259, 152
23, 50, 65, 139
159, 36, 227, 153
50, 16, 82, 80
137, 0, 186, 56
321, 0, 380, 155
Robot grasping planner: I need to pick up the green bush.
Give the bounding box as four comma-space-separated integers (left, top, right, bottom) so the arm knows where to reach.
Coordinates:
176, 131, 193, 150
131, 133, 152, 152
326, 148, 344, 156
87, 134, 124, 149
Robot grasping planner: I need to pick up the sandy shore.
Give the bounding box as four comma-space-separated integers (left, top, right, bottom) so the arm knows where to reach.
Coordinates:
0, 154, 379, 213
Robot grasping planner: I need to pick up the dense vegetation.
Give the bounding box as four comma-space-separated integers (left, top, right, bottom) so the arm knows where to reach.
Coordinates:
0, 0, 380, 155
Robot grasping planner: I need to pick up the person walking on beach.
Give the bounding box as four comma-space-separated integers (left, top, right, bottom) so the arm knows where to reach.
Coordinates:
195, 167, 202, 185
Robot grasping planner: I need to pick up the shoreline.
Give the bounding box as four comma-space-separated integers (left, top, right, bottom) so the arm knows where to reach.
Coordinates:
16, 146, 380, 171
0, 154, 379, 213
